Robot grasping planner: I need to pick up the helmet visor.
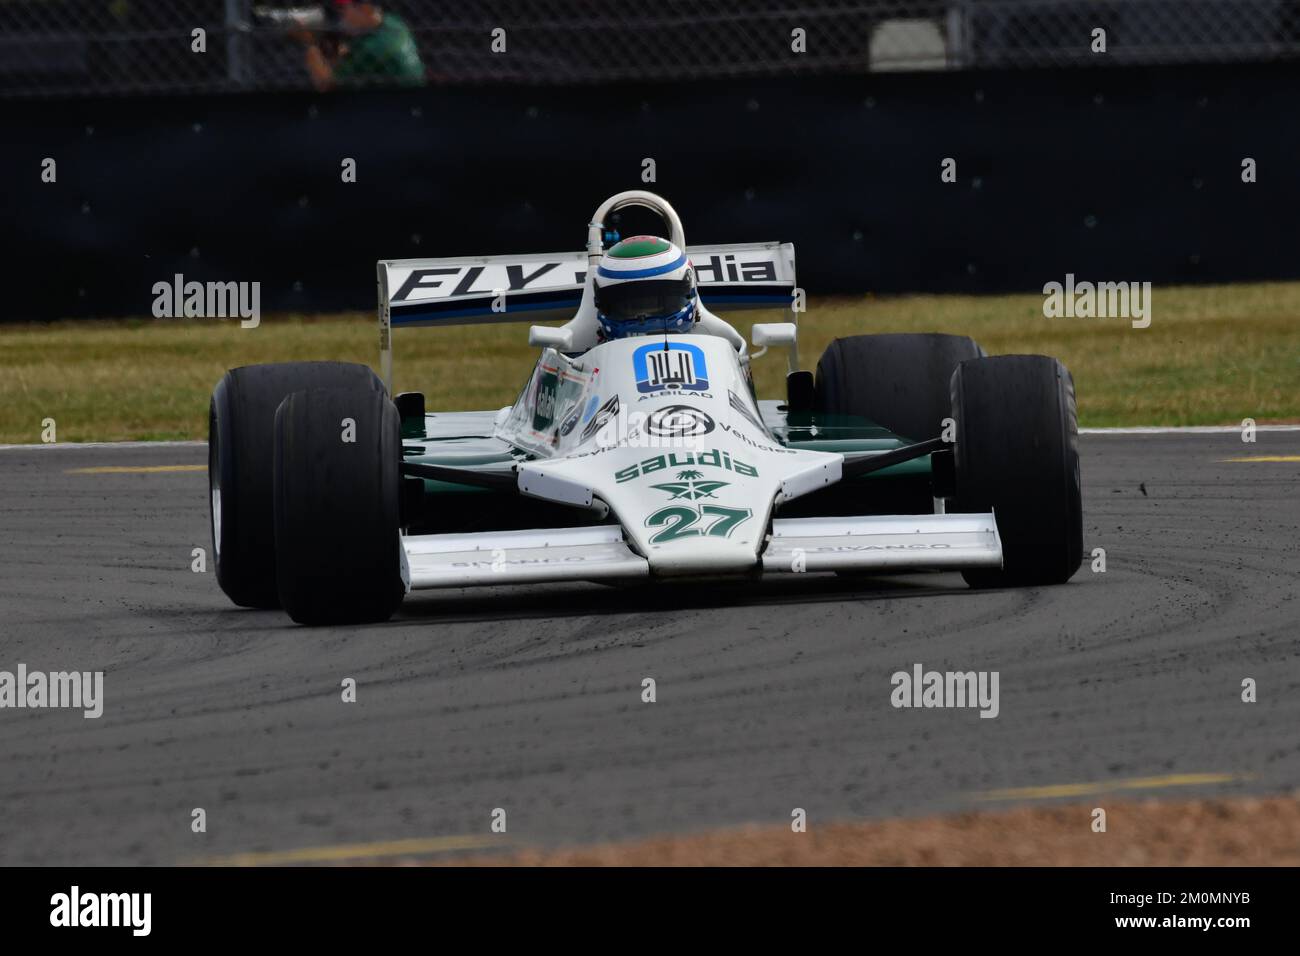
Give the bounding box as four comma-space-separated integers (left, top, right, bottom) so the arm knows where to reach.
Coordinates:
595, 278, 693, 326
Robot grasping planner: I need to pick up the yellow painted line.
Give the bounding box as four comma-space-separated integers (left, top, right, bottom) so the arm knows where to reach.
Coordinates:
66, 464, 207, 474
1219, 455, 1300, 463
975, 772, 1245, 802
196, 834, 503, 867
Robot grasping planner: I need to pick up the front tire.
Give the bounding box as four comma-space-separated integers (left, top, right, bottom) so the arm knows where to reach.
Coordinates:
950, 355, 1083, 588
273, 386, 406, 625
209, 362, 383, 608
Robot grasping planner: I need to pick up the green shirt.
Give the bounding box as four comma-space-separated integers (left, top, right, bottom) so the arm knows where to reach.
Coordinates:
334, 14, 425, 87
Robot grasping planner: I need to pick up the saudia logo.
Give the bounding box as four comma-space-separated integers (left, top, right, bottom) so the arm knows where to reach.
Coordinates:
615, 448, 757, 483
691, 254, 778, 285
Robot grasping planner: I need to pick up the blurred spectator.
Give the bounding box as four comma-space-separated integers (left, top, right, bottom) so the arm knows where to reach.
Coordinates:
292, 1, 425, 91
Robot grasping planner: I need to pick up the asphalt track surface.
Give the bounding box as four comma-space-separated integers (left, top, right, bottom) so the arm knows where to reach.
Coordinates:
1, 432, 1297, 865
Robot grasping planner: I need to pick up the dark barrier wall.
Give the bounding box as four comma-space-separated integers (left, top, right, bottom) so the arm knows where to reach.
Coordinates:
2, 62, 1297, 321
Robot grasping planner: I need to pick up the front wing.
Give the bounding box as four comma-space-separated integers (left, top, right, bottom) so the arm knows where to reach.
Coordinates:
400, 512, 1002, 590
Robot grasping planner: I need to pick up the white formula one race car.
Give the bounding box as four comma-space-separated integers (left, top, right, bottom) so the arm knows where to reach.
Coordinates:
208, 190, 1083, 624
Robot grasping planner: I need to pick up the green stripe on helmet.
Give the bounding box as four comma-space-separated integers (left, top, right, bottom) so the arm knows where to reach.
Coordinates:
608, 236, 672, 258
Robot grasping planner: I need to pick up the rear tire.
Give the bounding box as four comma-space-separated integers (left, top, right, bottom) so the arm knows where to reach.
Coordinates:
273, 386, 406, 625
950, 355, 1083, 588
815, 333, 984, 441
209, 362, 382, 608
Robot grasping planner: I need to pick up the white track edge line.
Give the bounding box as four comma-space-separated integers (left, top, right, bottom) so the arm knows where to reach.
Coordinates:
0, 440, 208, 451
0, 426, 1297, 451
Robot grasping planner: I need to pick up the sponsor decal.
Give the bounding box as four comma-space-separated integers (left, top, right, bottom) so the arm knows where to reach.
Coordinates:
558, 404, 582, 437
615, 448, 758, 483
638, 391, 712, 403
531, 366, 560, 432
391, 261, 567, 303
717, 422, 795, 454
452, 555, 592, 568
388, 250, 784, 305
581, 394, 600, 423
728, 389, 766, 432
566, 443, 619, 460
580, 395, 620, 441
811, 543, 953, 552
692, 253, 778, 285
644, 504, 753, 544
646, 405, 715, 438
651, 469, 730, 501
633, 341, 709, 394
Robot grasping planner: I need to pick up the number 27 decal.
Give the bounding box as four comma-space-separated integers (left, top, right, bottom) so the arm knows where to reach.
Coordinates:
645, 505, 752, 543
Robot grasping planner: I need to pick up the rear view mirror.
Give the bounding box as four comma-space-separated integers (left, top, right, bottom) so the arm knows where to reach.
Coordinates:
751, 322, 797, 349
529, 326, 574, 350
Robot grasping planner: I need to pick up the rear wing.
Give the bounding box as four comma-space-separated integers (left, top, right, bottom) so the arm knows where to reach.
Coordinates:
376, 241, 796, 391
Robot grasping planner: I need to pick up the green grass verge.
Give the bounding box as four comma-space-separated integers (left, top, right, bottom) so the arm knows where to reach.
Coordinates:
1, 282, 1297, 443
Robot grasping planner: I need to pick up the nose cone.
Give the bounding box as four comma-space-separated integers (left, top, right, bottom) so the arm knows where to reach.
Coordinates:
594, 460, 782, 578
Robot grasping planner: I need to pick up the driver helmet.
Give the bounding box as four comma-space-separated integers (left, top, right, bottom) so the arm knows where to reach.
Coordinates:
593, 236, 698, 341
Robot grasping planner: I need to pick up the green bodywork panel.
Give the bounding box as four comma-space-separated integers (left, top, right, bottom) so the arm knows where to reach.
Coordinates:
767, 410, 934, 478
398, 401, 932, 494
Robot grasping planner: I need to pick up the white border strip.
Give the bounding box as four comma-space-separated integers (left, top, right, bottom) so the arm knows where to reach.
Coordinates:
1079, 426, 1300, 435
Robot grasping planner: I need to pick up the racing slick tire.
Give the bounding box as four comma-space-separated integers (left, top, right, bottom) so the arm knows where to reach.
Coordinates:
950, 355, 1083, 588
814, 333, 984, 441
273, 386, 406, 625
209, 362, 382, 609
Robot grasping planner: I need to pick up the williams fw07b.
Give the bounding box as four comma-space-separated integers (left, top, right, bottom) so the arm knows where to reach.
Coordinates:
208, 190, 1082, 624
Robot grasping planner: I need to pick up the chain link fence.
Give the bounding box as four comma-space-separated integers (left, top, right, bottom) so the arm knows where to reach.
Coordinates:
3, 1, 1299, 97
